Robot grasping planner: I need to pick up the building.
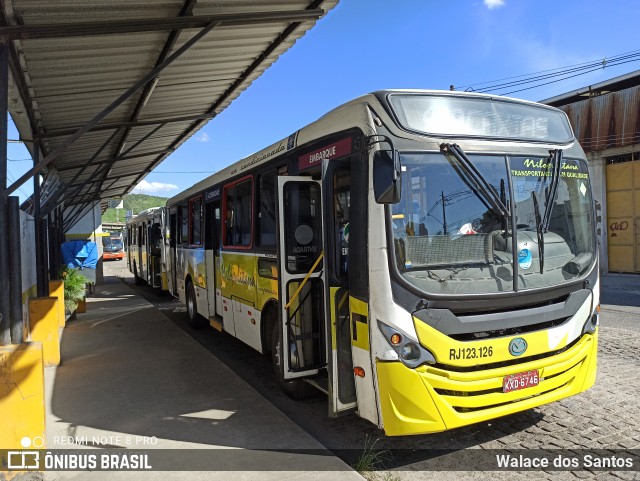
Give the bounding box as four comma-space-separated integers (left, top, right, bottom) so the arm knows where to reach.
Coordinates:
543, 70, 640, 273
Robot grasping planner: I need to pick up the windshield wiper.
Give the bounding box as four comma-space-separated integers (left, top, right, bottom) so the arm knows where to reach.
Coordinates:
440, 143, 509, 226
531, 191, 545, 273
542, 149, 563, 231
529, 149, 562, 274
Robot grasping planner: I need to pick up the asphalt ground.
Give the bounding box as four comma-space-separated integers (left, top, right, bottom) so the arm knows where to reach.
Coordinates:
32, 263, 363, 481
106, 260, 640, 480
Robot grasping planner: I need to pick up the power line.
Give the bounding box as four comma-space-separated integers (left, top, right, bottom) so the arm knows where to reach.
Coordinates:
6, 168, 31, 198
457, 49, 640, 89
498, 58, 640, 96
454, 48, 640, 96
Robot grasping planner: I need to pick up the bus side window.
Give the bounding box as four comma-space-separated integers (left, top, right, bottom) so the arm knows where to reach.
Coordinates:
179, 204, 189, 245
223, 177, 253, 248
258, 171, 277, 248
169, 213, 177, 247
190, 197, 203, 245
214, 205, 221, 251
333, 168, 350, 278
204, 201, 221, 251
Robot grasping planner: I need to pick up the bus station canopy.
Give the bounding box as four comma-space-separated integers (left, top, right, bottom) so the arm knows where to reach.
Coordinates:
1, 0, 337, 225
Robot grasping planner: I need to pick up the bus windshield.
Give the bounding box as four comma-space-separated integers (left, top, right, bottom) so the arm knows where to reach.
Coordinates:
391, 152, 595, 295
103, 237, 124, 252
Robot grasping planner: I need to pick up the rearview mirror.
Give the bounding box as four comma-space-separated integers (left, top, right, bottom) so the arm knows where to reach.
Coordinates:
373, 150, 401, 204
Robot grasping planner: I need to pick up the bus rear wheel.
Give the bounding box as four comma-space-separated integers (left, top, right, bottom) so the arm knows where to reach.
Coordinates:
133, 262, 142, 285
270, 321, 316, 400
186, 281, 206, 329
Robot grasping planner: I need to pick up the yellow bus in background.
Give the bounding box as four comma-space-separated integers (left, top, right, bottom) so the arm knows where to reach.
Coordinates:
164, 90, 599, 435
126, 207, 165, 288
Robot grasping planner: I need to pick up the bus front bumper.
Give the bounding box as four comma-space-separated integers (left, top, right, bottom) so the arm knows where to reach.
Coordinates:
376, 330, 597, 436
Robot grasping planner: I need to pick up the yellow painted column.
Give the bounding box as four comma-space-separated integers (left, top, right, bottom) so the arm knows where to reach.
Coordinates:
49, 279, 66, 327
0, 343, 46, 450
28, 297, 61, 367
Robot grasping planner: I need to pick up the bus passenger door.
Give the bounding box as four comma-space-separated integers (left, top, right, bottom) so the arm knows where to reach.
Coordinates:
277, 177, 325, 379
137, 225, 143, 279
205, 201, 223, 318
168, 211, 177, 295
325, 163, 357, 415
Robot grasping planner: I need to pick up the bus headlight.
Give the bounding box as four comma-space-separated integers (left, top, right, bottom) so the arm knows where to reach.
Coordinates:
377, 320, 436, 368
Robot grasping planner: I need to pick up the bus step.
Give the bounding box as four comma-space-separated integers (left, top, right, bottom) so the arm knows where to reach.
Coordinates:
209, 317, 223, 332
305, 377, 328, 395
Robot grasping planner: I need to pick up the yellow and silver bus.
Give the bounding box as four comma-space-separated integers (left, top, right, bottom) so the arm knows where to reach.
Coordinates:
126, 207, 166, 288
165, 90, 599, 436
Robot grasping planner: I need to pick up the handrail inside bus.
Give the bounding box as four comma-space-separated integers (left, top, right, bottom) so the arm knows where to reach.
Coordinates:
284, 251, 324, 310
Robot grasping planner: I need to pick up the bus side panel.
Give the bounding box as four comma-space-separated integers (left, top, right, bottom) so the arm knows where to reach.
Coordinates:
205, 249, 217, 316
349, 296, 378, 425
214, 253, 223, 317
179, 246, 209, 315
255, 256, 277, 312
175, 246, 187, 304
219, 251, 261, 352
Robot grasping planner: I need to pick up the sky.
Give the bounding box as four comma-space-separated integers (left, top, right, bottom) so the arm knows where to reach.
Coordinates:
6, 0, 640, 202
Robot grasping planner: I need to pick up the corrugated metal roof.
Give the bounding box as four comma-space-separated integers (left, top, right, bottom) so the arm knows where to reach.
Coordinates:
555, 85, 640, 153
541, 69, 640, 107
1, 0, 337, 218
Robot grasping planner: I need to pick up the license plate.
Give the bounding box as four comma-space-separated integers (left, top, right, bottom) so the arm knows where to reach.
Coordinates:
503, 370, 540, 393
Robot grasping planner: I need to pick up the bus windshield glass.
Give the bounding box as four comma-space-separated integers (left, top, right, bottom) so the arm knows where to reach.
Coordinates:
391, 153, 595, 295
389, 94, 574, 143
103, 237, 124, 252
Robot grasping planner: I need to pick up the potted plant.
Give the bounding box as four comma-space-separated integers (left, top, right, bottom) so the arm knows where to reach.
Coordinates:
59, 266, 88, 319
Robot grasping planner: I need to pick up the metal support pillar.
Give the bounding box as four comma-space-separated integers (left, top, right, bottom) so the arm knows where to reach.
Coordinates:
0, 41, 11, 345
33, 145, 48, 296
8, 196, 23, 344
48, 212, 58, 279
39, 216, 49, 292
0, 192, 8, 345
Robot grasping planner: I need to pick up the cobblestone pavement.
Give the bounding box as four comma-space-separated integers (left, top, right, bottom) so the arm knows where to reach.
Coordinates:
381, 319, 640, 480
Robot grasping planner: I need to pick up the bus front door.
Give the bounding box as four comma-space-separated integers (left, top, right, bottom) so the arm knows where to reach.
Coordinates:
325, 163, 357, 415
277, 177, 325, 379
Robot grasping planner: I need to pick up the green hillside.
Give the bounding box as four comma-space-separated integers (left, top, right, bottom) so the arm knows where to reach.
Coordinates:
102, 194, 168, 223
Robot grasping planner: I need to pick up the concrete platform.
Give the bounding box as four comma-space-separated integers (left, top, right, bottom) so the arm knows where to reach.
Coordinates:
44, 273, 363, 480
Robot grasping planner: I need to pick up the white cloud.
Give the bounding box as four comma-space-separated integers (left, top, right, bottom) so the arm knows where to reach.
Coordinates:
195, 132, 209, 142
484, 0, 505, 9
133, 179, 178, 194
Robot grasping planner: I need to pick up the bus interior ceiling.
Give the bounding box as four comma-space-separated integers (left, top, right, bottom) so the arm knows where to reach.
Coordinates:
0, 0, 338, 345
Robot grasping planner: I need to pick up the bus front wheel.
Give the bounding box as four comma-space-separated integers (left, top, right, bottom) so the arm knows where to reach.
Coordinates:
270, 322, 315, 400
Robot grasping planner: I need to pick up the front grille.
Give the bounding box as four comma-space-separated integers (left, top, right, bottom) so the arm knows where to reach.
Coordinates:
449, 382, 569, 413
450, 316, 570, 342
449, 294, 569, 316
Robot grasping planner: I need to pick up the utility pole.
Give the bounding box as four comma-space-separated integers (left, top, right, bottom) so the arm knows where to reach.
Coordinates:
441, 191, 448, 235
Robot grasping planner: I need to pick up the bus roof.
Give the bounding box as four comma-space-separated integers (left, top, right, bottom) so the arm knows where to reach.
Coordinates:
167, 91, 384, 206
126, 206, 165, 225
167, 89, 570, 206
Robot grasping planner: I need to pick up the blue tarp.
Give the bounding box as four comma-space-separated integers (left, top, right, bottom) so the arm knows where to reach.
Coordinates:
61, 241, 98, 269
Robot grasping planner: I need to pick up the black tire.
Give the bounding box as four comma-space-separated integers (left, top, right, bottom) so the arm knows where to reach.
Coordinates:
133, 262, 142, 285
270, 321, 316, 400
186, 281, 206, 329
